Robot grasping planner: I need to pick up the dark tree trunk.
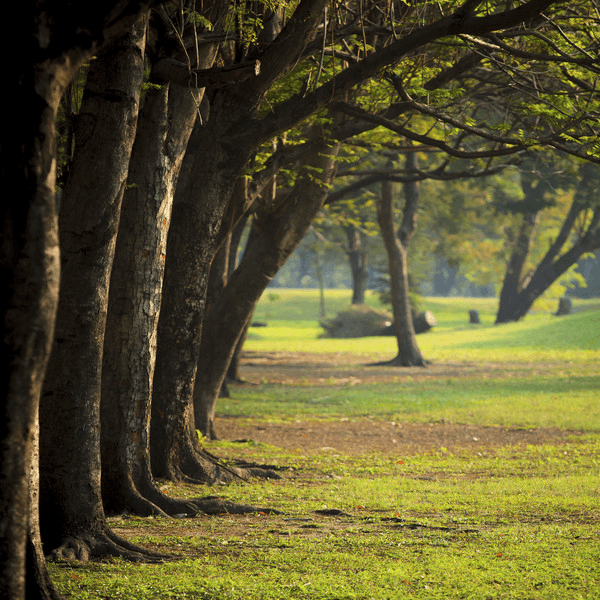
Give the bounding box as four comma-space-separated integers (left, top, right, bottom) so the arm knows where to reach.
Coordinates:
346, 225, 369, 304
376, 154, 426, 367
26, 415, 64, 600
2, 2, 158, 597
149, 0, 328, 481
193, 135, 340, 438
39, 21, 162, 561
1, 80, 62, 598
99, 21, 223, 515
150, 103, 254, 482
100, 77, 203, 517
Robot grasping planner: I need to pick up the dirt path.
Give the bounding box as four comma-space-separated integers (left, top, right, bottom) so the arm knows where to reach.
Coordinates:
215, 418, 581, 455
214, 351, 585, 455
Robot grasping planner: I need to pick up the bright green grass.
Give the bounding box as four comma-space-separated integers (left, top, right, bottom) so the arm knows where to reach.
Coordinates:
47, 292, 600, 600
221, 374, 600, 430
246, 292, 600, 361
50, 438, 600, 600
227, 292, 600, 431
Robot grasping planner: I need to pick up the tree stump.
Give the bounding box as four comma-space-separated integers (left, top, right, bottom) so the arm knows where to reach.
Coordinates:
469, 310, 480, 324
555, 297, 572, 316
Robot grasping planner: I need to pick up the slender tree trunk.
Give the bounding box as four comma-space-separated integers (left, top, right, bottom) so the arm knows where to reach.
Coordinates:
376, 154, 426, 367
346, 224, 369, 304
39, 20, 162, 561
226, 213, 252, 383
193, 136, 340, 438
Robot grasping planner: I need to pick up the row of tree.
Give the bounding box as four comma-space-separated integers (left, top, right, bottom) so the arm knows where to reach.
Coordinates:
3, 1, 600, 598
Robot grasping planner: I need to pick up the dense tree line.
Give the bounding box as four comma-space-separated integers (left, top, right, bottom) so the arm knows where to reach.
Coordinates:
3, 1, 600, 598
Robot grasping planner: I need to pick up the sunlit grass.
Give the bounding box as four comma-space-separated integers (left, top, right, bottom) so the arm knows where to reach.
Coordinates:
47, 291, 600, 600
245, 292, 600, 368
50, 437, 600, 600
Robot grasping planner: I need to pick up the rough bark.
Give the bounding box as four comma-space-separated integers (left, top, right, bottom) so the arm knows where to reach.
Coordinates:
147, 0, 328, 481
376, 154, 426, 367
193, 135, 341, 438
1, 76, 62, 599
26, 415, 63, 600
39, 20, 163, 561
100, 42, 216, 517
2, 1, 158, 597
150, 101, 257, 482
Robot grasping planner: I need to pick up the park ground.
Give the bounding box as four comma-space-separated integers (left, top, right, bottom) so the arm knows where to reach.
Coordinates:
50, 293, 600, 599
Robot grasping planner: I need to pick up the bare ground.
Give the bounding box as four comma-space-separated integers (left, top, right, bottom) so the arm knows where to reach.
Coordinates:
214, 351, 584, 456
111, 351, 592, 553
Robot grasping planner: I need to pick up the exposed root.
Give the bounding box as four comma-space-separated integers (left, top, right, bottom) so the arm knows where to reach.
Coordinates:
369, 356, 430, 367
105, 485, 201, 519
193, 495, 282, 516
199, 448, 282, 481
47, 529, 171, 563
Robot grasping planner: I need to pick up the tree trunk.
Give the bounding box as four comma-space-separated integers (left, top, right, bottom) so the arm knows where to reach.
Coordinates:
495, 163, 600, 323
150, 101, 255, 483
26, 415, 64, 600
39, 20, 162, 561
99, 26, 222, 515
346, 225, 369, 304
226, 214, 252, 383
193, 136, 340, 438
2, 2, 157, 597
376, 154, 426, 367
1, 66, 62, 600
495, 210, 539, 323
100, 77, 203, 517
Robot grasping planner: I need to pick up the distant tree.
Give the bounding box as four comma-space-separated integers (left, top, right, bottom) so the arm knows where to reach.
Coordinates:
376, 152, 428, 366
495, 160, 600, 323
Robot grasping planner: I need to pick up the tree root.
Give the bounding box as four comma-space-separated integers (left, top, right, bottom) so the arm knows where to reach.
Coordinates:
105, 483, 201, 518
199, 447, 282, 481
369, 356, 431, 367
193, 495, 282, 516
47, 528, 171, 563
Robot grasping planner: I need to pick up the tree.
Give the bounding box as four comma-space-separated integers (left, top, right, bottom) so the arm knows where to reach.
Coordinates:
193, 129, 341, 438
39, 14, 168, 561
1, 1, 159, 597
376, 152, 428, 366
99, 5, 226, 516
495, 160, 600, 323
160, 0, 571, 449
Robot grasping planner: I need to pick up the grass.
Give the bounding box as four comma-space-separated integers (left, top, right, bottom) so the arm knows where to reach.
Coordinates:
48, 290, 600, 599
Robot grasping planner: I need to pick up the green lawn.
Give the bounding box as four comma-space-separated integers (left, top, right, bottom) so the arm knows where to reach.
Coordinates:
49, 291, 600, 600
